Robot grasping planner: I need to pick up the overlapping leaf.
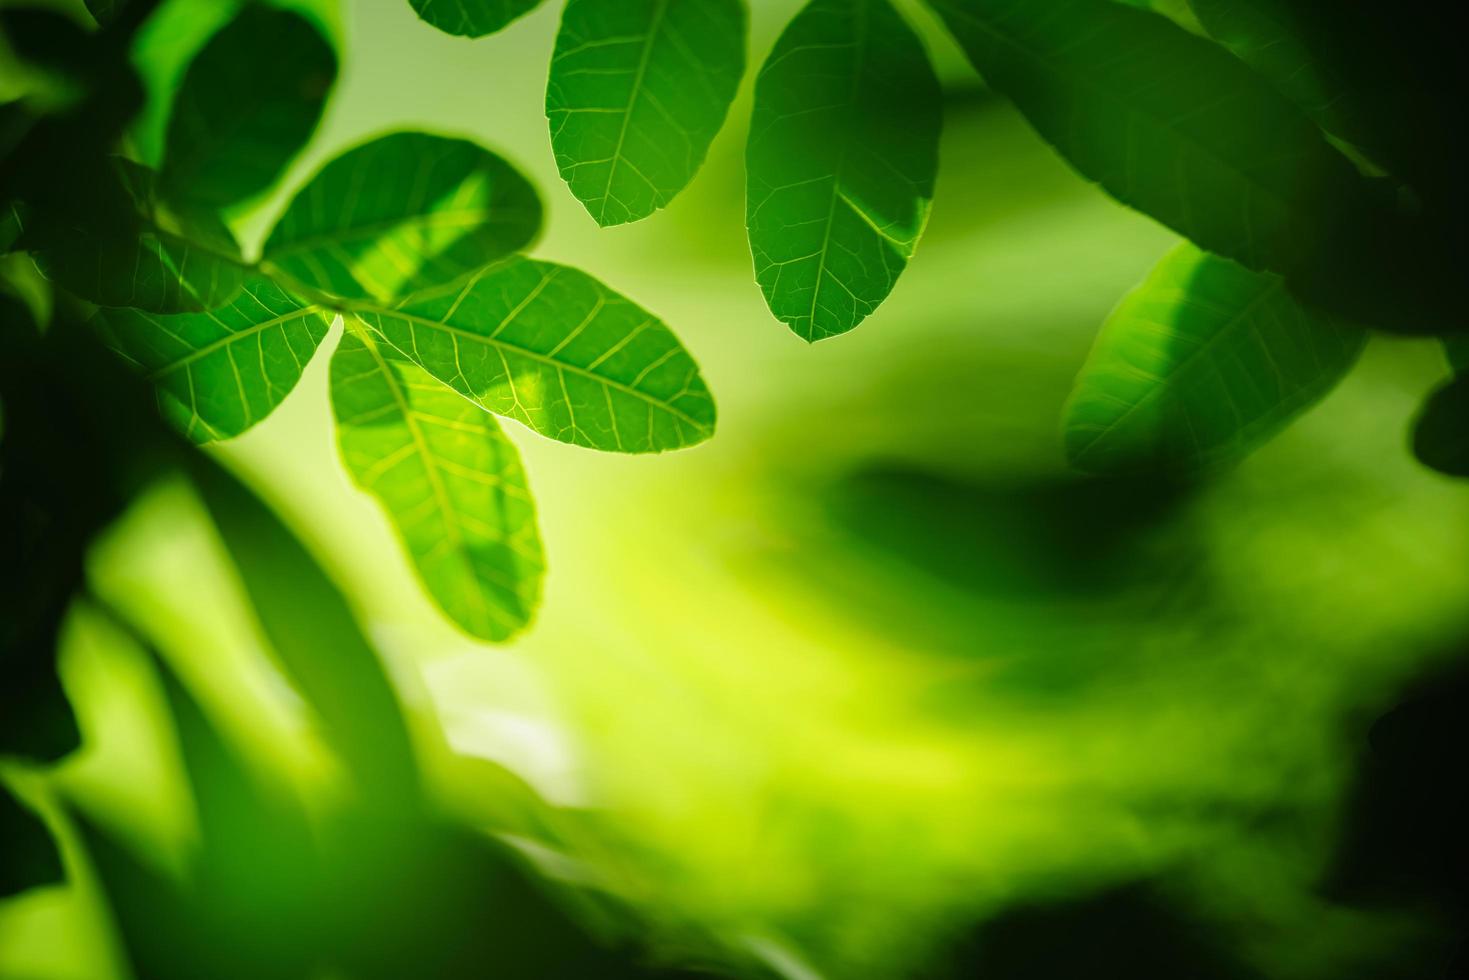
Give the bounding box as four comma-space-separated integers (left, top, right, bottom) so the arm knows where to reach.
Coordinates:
925, 0, 1369, 282
29, 158, 245, 313
546, 0, 746, 226
407, 0, 545, 38
332, 327, 544, 641
92, 277, 329, 442
159, 6, 336, 207
1064, 244, 1365, 474
1186, 0, 1359, 146
262, 131, 541, 302
355, 256, 715, 453
746, 0, 940, 342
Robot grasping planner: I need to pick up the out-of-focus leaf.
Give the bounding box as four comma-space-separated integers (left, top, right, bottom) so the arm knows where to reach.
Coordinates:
331, 327, 544, 641
190, 457, 420, 802
91, 277, 330, 443
925, 0, 1369, 283
358, 256, 715, 453
746, 0, 940, 342
407, 0, 544, 38
261, 131, 541, 302
84, 0, 121, 26
0, 304, 180, 764
0, 202, 25, 252
0, 782, 63, 897
0, 252, 51, 329
1064, 243, 1365, 474
159, 6, 336, 207
1413, 374, 1469, 479
28, 158, 245, 313
1443, 338, 1469, 373
546, 0, 745, 226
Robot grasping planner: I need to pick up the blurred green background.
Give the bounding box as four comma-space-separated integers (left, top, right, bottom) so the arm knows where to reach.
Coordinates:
4, 1, 1468, 977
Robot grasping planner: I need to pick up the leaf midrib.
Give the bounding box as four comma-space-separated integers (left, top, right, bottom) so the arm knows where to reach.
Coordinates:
146, 301, 326, 379
363, 304, 710, 432
597, 0, 672, 221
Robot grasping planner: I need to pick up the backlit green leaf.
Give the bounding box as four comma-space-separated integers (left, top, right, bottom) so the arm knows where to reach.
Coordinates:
160, 6, 336, 207
407, 0, 544, 38
1064, 243, 1366, 475
261, 132, 541, 303
331, 326, 544, 641
355, 256, 715, 453
925, 0, 1368, 282
92, 277, 330, 442
29, 158, 245, 313
546, 0, 746, 226
746, 0, 940, 342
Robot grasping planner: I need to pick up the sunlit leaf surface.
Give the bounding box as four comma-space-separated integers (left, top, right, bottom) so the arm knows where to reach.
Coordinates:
159, 6, 337, 207
746, 0, 940, 342
357, 256, 715, 453
93, 277, 329, 442
926, 0, 1368, 281
262, 132, 541, 303
332, 327, 544, 641
546, 0, 745, 226
1064, 243, 1365, 474
407, 0, 545, 38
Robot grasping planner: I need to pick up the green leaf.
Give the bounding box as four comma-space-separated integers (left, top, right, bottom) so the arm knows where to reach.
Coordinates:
1063, 243, 1366, 475
546, 0, 746, 226
261, 132, 541, 303
0, 202, 25, 253
92, 277, 330, 443
190, 456, 420, 803
746, 0, 940, 342
407, 0, 545, 38
1, 782, 62, 897
29, 158, 246, 313
159, 6, 336, 207
82, 0, 119, 26
1443, 337, 1469, 373
331, 327, 544, 641
1186, 0, 1358, 146
925, 0, 1368, 282
355, 256, 715, 453
1413, 374, 1469, 479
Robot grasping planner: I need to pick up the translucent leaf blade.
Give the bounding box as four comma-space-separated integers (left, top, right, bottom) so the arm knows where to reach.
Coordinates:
331, 326, 544, 641
159, 7, 337, 207
408, 0, 545, 38
262, 131, 542, 303
925, 0, 1368, 281
746, 0, 940, 342
546, 0, 746, 226
357, 256, 715, 453
92, 277, 330, 443
1063, 244, 1366, 475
